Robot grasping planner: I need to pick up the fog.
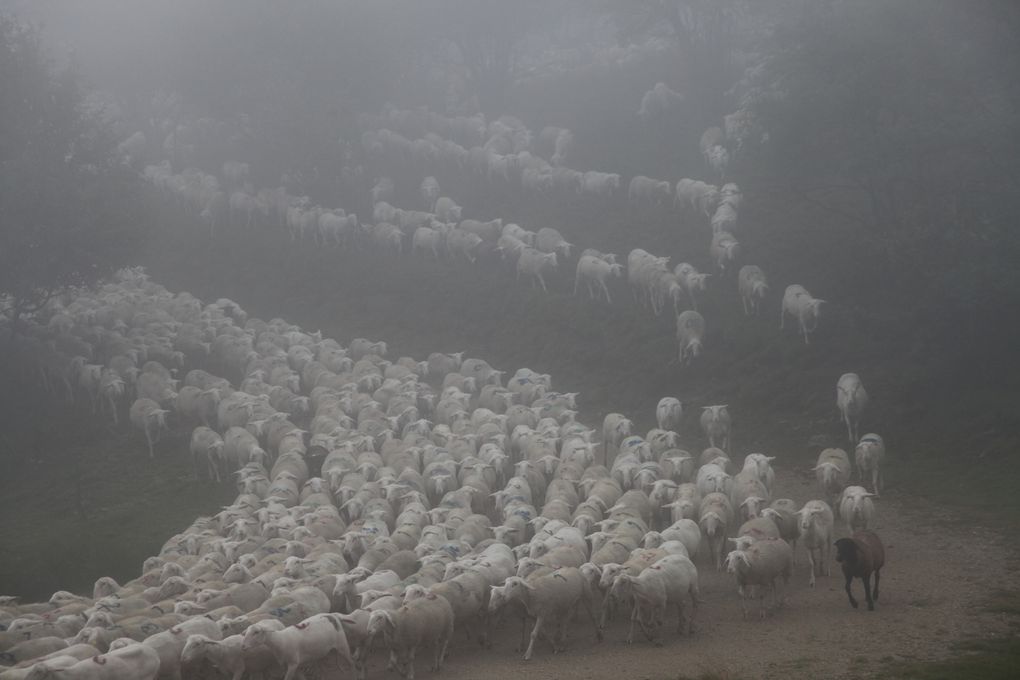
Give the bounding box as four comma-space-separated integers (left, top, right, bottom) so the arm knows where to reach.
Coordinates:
1, 1, 1019, 677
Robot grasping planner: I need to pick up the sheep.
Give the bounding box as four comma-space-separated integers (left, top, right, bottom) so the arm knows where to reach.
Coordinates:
855, 433, 885, 494
128, 398, 170, 458
573, 255, 622, 303
730, 474, 770, 522
814, 448, 851, 508
710, 201, 738, 233
760, 499, 799, 554
494, 568, 601, 660
710, 231, 740, 271
241, 614, 352, 680
189, 427, 224, 482
839, 486, 877, 532
637, 82, 683, 121
837, 373, 869, 444
674, 179, 719, 215
362, 594, 453, 679
796, 500, 834, 587
412, 226, 445, 260
180, 627, 283, 680
419, 177, 440, 211
371, 177, 394, 204
610, 554, 699, 645
535, 228, 572, 259
627, 176, 672, 205
698, 492, 734, 570
738, 265, 768, 315
699, 405, 731, 451
433, 197, 463, 224
835, 530, 886, 610
725, 538, 793, 621
780, 284, 825, 345
601, 413, 633, 466
24, 642, 160, 680
675, 311, 705, 365
516, 248, 558, 293
445, 228, 484, 263
459, 218, 503, 242
673, 263, 709, 312
580, 171, 620, 197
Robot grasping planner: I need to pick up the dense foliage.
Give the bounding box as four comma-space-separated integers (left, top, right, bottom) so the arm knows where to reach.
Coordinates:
0, 15, 144, 330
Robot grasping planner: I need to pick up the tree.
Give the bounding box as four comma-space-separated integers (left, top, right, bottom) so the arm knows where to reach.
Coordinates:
0, 15, 144, 334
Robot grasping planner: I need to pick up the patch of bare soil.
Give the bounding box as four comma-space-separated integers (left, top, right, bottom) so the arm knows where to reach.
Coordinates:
357, 471, 1017, 680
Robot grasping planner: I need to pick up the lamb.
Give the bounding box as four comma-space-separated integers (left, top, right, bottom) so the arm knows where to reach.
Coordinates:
601, 413, 633, 466
710, 231, 740, 271
573, 255, 622, 303
371, 177, 394, 204
412, 226, 445, 259
814, 447, 851, 508
855, 433, 885, 494
535, 227, 572, 259
362, 594, 453, 679
760, 499, 799, 554
837, 373, 869, 444
674, 179, 719, 215
493, 568, 601, 660
795, 500, 834, 587
738, 265, 768, 315
142, 616, 221, 680
839, 486, 877, 532
24, 642, 160, 680
445, 228, 484, 263
128, 398, 170, 458
609, 554, 699, 645
516, 248, 558, 293
780, 284, 825, 345
459, 218, 503, 242
675, 311, 705, 365
241, 613, 353, 680
700, 405, 731, 451
834, 530, 886, 610
580, 171, 621, 197
724, 538, 793, 620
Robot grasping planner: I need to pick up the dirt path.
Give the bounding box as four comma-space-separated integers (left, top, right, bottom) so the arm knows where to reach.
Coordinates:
357, 470, 1017, 680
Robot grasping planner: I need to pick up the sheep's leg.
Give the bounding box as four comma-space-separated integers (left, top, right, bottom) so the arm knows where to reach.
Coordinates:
845, 574, 859, 609
538, 275, 548, 294
873, 569, 881, 602
581, 594, 602, 642
524, 615, 544, 660
404, 646, 417, 680
573, 273, 580, 296
282, 662, 300, 680
863, 574, 875, 610
626, 602, 638, 644
600, 281, 611, 305
807, 548, 816, 587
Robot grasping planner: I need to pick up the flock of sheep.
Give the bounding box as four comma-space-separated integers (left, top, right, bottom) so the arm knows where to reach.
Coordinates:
0, 263, 887, 679
139, 99, 825, 369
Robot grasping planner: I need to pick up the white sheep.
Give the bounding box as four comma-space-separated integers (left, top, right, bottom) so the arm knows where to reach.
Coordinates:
516, 247, 558, 293
673, 262, 709, 311
610, 554, 699, 645
710, 231, 740, 271
128, 398, 170, 458
814, 447, 851, 508
699, 405, 731, 451
839, 486, 877, 532
780, 284, 825, 344
655, 397, 682, 433
837, 373, 869, 443
796, 500, 834, 587
241, 614, 353, 680
675, 311, 705, 365
363, 594, 453, 680
419, 176, 440, 211
574, 255, 622, 303
535, 227, 572, 259
698, 492, 734, 570
855, 433, 885, 494
628, 176, 672, 205
494, 568, 601, 660
724, 538, 793, 620
26, 642, 160, 680
433, 197, 462, 224
738, 265, 768, 315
